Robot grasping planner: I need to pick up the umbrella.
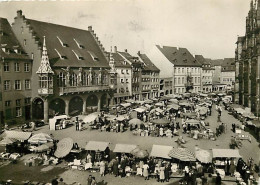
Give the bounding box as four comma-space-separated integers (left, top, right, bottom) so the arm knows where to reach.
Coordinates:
130, 147, 149, 158
31, 142, 54, 153
54, 137, 73, 158
129, 118, 142, 125
116, 115, 127, 121
144, 99, 153, 104
168, 148, 196, 161
186, 119, 200, 125
179, 102, 191, 107
125, 99, 135, 103
155, 102, 164, 107
195, 147, 212, 163
152, 118, 170, 125
28, 133, 53, 144
83, 112, 100, 123
169, 99, 179, 104
167, 104, 179, 110
0, 137, 16, 146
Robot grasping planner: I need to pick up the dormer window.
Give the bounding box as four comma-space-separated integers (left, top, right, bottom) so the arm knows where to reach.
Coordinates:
88, 51, 99, 61
73, 38, 84, 49
57, 36, 68, 47
13, 46, 20, 54
124, 61, 127, 65
72, 50, 84, 60
55, 49, 67, 59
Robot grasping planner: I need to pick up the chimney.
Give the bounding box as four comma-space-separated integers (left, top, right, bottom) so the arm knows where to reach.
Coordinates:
138, 51, 141, 55
88, 26, 92, 31
17, 10, 23, 18
114, 46, 117, 53
125, 49, 128, 53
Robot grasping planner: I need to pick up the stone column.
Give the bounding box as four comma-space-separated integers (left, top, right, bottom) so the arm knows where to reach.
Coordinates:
43, 98, 49, 123
65, 99, 69, 116
248, 59, 252, 109
82, 99, 86, 115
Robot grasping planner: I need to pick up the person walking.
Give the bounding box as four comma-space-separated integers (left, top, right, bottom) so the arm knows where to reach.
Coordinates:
113, 158, 119, 177
215, 173, 222, 185
91, 177, 97, 185
87, 175, 92, 185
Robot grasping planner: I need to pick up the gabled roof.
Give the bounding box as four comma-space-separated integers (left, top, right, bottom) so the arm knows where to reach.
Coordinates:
24, 18, 109, 68
195, 55, 214, 70
138, 53, 160, 72
206, 58, 224, 67
221, 58, 235, 72
118, 51, 142, 66
0, 18, 30, 60
108, 52, 132, 68
156, 45, 202, 67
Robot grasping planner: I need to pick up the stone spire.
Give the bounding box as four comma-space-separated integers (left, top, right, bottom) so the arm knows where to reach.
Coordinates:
36, 36, 54, 74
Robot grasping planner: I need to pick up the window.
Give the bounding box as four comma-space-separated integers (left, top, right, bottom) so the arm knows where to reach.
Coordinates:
31, 53, 34, 60
195, 77, 197, 83
4, 62, 9, 72
15, 80, 21, 90
178, 77, 180, 84
25, 79, 31, 89
4, 80, 10, 90
121, 69, 124, 74
58, 72, 66, 87
126, 70, 129, 74
24, 63, 30, 72
126, 87, 129, 92
120, 79, 124, 83
182, 77, 184, 84
24, 97, 31, 104
14, 63, 20, 72
126, 79, 129, 83
16, 107, 22, 117
70, 73, 77, 86
5, 100, 11, 107
16, 99, 21, 106
182, 68, 184, 73
178, 68, 180, 73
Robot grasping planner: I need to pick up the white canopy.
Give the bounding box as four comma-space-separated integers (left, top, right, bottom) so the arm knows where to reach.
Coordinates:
212, 149, 241, 158
113, 144, 137, 153
85, 141, 109, 151
83, 112, 100, 123
150, 145, 173, 159
120, 103, 131, 108
134, 107, 146, 113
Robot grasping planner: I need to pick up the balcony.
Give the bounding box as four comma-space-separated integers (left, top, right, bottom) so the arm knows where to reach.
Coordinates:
38, 88, 53, 95
59, 85, 111, 95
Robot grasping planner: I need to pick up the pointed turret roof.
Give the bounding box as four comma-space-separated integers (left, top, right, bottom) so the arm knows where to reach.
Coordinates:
36, 36, 54, 74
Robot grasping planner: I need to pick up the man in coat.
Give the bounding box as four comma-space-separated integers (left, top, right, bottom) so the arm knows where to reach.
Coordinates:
113, 158, 119, 177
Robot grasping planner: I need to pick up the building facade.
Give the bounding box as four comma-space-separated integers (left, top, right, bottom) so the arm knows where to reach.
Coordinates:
195, 55, 214, 93
220, 58, 235, 91
0, 18, 32, 125
117, 50, 142, 101
153, 45, 202, 94
109, 47, 132, 104
137, 52, 160, 99
236, 0, 260, 115
12, 10, 116, 123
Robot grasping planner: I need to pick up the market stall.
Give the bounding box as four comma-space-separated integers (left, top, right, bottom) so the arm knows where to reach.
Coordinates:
49, 115, 70, 130
150, 144, 173, 159
113, 144, 137, 154
168, 148, 196, 162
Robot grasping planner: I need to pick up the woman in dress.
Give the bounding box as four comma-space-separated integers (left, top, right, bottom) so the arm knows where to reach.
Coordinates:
159, 127, 164, 137
143, 163, 149, 180
100, 160, 106, 176
159, 164, 165, 183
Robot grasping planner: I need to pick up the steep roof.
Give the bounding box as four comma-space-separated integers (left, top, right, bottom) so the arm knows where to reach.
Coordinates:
206, 58, 224, 67
221, 58, 235, 72
156, 45, 202, 67
118, 51, 142, 66
0, 18, 30, 60
195, 55, 214, 70
138, 53, 160, 72
108, 52, 131, 68
24, 18, 109, 68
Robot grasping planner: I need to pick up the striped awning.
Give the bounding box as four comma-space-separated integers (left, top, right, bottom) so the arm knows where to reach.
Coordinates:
168, 148, 196, 161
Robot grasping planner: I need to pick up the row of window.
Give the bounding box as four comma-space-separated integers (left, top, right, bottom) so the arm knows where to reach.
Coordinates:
4, 80, 31, 90
3, 62, 30, 72
132, 77, 139, 83
117, 87, 129, 94
120, 78, 129, 83
121, 69, 130, 74
175, 67, 200, 74
222, 78, 234, 82
174, 87, 201, 94
58, 72, 108, 87
202, 76, 212, 80
203, 70, 212, 73
133, 86, 140, 92
174, 77, 201, 85
165, 81, 173, 87
5, 98, 30, 107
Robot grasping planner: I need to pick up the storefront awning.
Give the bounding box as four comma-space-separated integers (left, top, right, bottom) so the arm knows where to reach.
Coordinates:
150, 145, 173, 159
113, 144, 137, 153
85, 141, 109, 151
212, 149, 241, 158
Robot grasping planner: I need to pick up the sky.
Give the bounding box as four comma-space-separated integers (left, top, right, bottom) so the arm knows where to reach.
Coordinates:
0, 0, 251, 59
